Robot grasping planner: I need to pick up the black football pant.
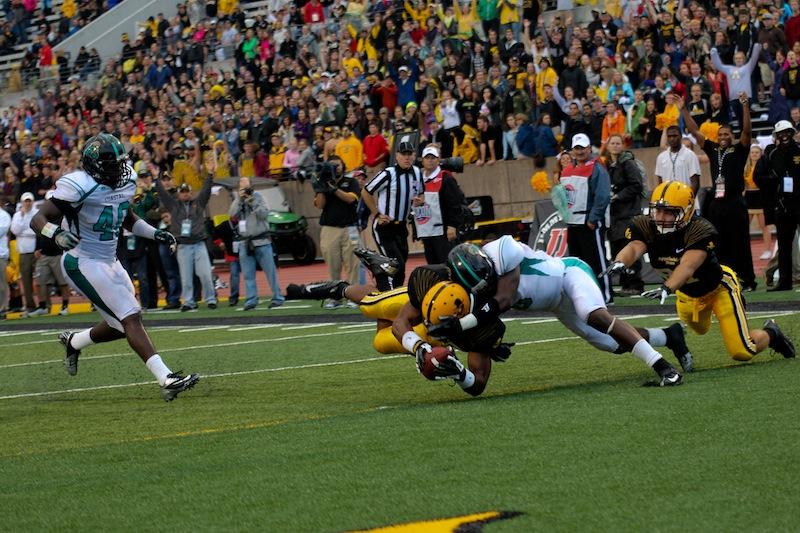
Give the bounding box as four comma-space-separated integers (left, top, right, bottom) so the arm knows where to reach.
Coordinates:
567, 223, 613, 303
708, 198, 755, 287
421, 235, 454, 266
372, 220, 409, 291
775, 208, 800, 288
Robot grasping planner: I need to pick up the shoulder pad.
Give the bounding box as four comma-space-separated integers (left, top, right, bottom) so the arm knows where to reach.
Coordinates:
482, 235, 525, 275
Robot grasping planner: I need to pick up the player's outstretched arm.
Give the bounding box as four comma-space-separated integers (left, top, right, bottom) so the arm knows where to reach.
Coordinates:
31, 200, 79, 251
123, 210, 177, 253
604, 239, 648, 277
663, 249, 707, 293
463, 351, 492, 396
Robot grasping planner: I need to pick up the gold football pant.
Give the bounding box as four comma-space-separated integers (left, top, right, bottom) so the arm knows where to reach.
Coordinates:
676, 266, 758, 361
358, 287, 432, 354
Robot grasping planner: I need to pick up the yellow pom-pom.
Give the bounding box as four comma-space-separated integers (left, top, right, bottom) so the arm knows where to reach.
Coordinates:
530, 171, 551, 193
699, 121, 720, 143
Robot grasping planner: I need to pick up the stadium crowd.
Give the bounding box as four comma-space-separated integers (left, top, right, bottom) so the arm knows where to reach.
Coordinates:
2, 0, 800, 318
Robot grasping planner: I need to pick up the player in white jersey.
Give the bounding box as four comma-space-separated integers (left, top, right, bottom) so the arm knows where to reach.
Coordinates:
432, 237, 690, 386
30, 133, 199, 401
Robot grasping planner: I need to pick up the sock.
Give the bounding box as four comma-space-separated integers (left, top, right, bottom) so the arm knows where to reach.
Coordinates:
631, 339, 663, 367
70, 329, 95, 350
647, 328, 668, 347
145, 355, 172, 386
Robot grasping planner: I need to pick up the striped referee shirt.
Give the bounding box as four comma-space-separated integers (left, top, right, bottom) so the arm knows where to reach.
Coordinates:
364, 164, 423, 222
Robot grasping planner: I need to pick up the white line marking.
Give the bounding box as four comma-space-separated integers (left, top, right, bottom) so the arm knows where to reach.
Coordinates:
282, 323, 336, 330
0, 330, 53, 337
0, 355, 406, 400
0, 339, 58, 348
338, 323, 374, 329
514, 336, 579, 346
177, 325, 231, 333
0, 328, 379, 370
520, 318, 559, 325
228, 324, 299, 332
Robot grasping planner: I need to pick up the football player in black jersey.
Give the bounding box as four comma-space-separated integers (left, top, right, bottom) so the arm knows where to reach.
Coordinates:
605, 181, 795, 362
286, 252, 510, 396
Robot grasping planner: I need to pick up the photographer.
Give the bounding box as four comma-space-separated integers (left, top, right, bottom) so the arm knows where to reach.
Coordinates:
228, 177, 284, 310
412, 145, 467, 264
313, 157, 361, 309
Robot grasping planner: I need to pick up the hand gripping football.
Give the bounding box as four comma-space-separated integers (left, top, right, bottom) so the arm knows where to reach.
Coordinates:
421, 346, 456, 381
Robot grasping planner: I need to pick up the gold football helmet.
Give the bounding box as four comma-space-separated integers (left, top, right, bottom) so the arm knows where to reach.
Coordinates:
421, 281, 470, 325
650, 181, 695, 234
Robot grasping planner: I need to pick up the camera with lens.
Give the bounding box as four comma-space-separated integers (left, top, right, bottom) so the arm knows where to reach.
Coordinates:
439, 156, 464, 173
242, 186, 254, 196
310, 162, 338, 194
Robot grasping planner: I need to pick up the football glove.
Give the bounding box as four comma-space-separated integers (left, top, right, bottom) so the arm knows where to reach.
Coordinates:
414, 342, 432, 374
599, 261, 632, 279
426, 316, 463, 340
641, 284, 672, 305
53, 228, 80, 251
154, 229, 177, 253
432, 353, 467, 381
490, 342, 515, 363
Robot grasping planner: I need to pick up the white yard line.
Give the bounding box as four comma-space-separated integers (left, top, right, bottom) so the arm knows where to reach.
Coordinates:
514, 336, 579, 346
0, 330, 54, 337
228, 323, 299, 332
0, 355, 406, 400
338, 323, 374, 329
0, 328, 377, 370
177, 325, 231, 333
281, 323, 336, 330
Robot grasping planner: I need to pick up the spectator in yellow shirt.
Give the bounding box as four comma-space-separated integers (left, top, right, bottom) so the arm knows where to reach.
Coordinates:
269, 134, 288, 178
334, 126, 365, 172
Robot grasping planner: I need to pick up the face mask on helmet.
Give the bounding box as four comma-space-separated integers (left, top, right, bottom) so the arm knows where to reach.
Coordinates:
447, 243, 498, 297
649, 182, 694, 234
82, 133, 132, 189
421, 281, 471, 325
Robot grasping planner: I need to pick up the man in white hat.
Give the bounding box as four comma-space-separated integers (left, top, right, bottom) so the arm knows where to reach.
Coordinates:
411, 144, 468, 264
10, 192, 39, 315
556, 133, 613, 303
762, 120, 800, 290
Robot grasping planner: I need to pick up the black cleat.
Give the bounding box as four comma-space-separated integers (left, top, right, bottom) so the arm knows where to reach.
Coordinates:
286, 281, 348, 301
764, 319, 796, 358
354, 247, 399, 277
59, 331, 80, 376
644, 364, 683, 387
160, 372, 200, 401
664, 323, 694, 372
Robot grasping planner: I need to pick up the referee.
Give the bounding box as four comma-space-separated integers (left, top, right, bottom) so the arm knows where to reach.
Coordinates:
362, 136, 423, 290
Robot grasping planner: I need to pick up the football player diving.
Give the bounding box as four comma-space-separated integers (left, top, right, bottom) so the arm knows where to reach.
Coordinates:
429, 238, 691, 386
286, 249, 512, 396
604, 181, 795, 362
30, 133, 200, 401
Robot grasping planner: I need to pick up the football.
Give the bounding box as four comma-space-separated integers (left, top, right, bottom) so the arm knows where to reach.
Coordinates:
421, 346, 454, 381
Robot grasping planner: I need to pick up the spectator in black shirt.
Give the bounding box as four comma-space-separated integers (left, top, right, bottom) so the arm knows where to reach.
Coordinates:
476, 114, 502, 165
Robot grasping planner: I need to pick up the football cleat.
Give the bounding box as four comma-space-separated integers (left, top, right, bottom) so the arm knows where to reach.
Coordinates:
354, 247, 399, 277
286, 281, 348, 301
764, 319, 796, 358
664, 323, 694, 372
644, 365, 683, 387
160, 372, 200, 402
59, 331, 80, 376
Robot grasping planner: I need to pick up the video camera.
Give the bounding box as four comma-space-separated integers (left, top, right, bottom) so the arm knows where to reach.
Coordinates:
435, 156, 464, 173
308, 162, 340, 194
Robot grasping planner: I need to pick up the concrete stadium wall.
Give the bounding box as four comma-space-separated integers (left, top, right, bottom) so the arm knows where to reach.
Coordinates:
210, 147, 716, 255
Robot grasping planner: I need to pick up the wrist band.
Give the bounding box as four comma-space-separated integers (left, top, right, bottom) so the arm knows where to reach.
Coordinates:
402, 331, 425, 353
41, 222, 60, 239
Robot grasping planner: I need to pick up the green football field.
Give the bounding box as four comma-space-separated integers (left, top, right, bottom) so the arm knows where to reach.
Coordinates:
1, 308, 799, 531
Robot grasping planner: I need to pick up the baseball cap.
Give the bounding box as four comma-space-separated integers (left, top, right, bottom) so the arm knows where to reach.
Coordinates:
571, 133, 591, 148
396, 133, 416, 153
398, 65, 410, 73
774, 120, 795, 134
422, 145, 440, 158
178, 183, 192, 192
21, 192, 34, 202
